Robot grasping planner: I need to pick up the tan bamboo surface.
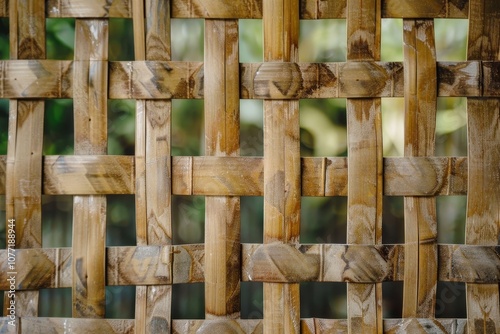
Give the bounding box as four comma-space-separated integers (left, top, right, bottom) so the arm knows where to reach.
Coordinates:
0, 0, 499, 333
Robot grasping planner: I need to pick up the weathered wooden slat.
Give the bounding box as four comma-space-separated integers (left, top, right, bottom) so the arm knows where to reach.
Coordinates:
71, 18, 108, 319
0, 60, 73, 98
18, 317, 135, 333
46, 0, 133, 18
346, 1, 383, 332
384, 318, 467, 333
382, 0, 468, 18
172, 319, 263, 334
5, 0, 46, 319
0, 0, 471, 18
204, 18, 241, 319
466, 1, 500, 332
0, 244, 498, 291
0, 155, 473, 196
43, 155, 134, 195
0, 60, 492, 99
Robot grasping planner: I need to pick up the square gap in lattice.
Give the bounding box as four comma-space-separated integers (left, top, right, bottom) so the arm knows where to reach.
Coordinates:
381, 98, 404, 156
39, 288, 71, 317
435, 282, 466, 318
382, 196, 404, 244
42, 195, 73, 248
239, 19, 263, 63
0, 18, 9, 59
434, 19, 468, 61
44, 99, 74, 155
105, 286, 136, 319
172, 283, 205, 319
437, 196, 466, 244
300, 282, 347, 319
241, 196, 263, 243
382, 281, 403, 318
300, 197, 347, 244
381, 19, 403, 62
240, 100, 263, 157
300, 99, 347, 157
172, 99, 204, 156
108, 100, 135, 155
109, 18, 134, 61
171, 19, 204, 61
46, 18, 75, 60
240, 281, 263, 319
0, 100, 7, 154
172, 196, 205, 245
106, 195, 136, 247
299, 19, 346, 62
436, 97, 467, 156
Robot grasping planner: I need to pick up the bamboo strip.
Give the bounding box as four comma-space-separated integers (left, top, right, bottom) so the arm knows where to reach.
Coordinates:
0, 155, 470, 196
1, 60, 491, 99
204, 19, 241, 319
262, 0, 301, 332
466, 2, 500, 332
0, 317, 472, 334
402, 19, 438, 318
133, 0, 173, 332
3, 0, 45, 319
346, 0, 382, 332
71, 19, 108, 318
1, 244, 500, 290
0, 0, 466, 18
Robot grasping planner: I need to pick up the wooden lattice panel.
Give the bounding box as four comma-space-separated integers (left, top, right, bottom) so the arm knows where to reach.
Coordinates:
0, 0, 499, 333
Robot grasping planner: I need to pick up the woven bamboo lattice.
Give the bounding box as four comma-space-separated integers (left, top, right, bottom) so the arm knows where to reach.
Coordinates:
0, 0, 500, 333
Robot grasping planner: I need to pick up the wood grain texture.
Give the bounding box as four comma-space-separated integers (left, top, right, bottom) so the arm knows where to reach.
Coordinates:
1, 60, 496, 99
346, 1, 383, 332
43, 155, 134, 194
0, 0, 475, 19
172, 319, 263, 334
0, 155, 473, 197
204, 19, 241, 319
19, 317, 135, 333
402, 19, 438, 319
262, 0, 301, 332
46, 0, 132, 17
4, 0, 45, 319
466, 1, 500, 332
384, 318, 467, 333
72, 19, 108, 319
1, 244, 499, 291
132, 1, 173, 332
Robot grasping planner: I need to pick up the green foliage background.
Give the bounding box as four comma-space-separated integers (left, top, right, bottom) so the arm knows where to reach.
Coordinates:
0, 17, 469, 320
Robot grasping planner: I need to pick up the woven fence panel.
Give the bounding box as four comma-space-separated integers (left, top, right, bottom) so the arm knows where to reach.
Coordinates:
0, 0, 499, 333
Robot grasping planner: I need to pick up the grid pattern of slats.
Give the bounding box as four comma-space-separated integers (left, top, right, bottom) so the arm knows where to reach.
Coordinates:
0, 0, 499, 333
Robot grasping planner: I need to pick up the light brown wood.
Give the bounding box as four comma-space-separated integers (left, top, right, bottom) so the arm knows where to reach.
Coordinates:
262, 0, 301, 332
172, 319, 263, 333
19, 318, 135, 333
2, 60, 496, 99
72, 18, 108, 318
346, 1, 382, 332
4, 0, 45, 320
204, 19, 241, 319
466, 1, 500, 332
133, 0, 173, 332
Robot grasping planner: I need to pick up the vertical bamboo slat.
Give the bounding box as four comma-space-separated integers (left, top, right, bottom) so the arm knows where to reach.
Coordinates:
204, 19, 241, 319
346, 1, 383, 332
133, 0, 173, 332
466, 1, 500, 332
263, 0, 301, 332
4, 0, 45, 319
402, 19, 438, 319
72, 19, 108, 318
